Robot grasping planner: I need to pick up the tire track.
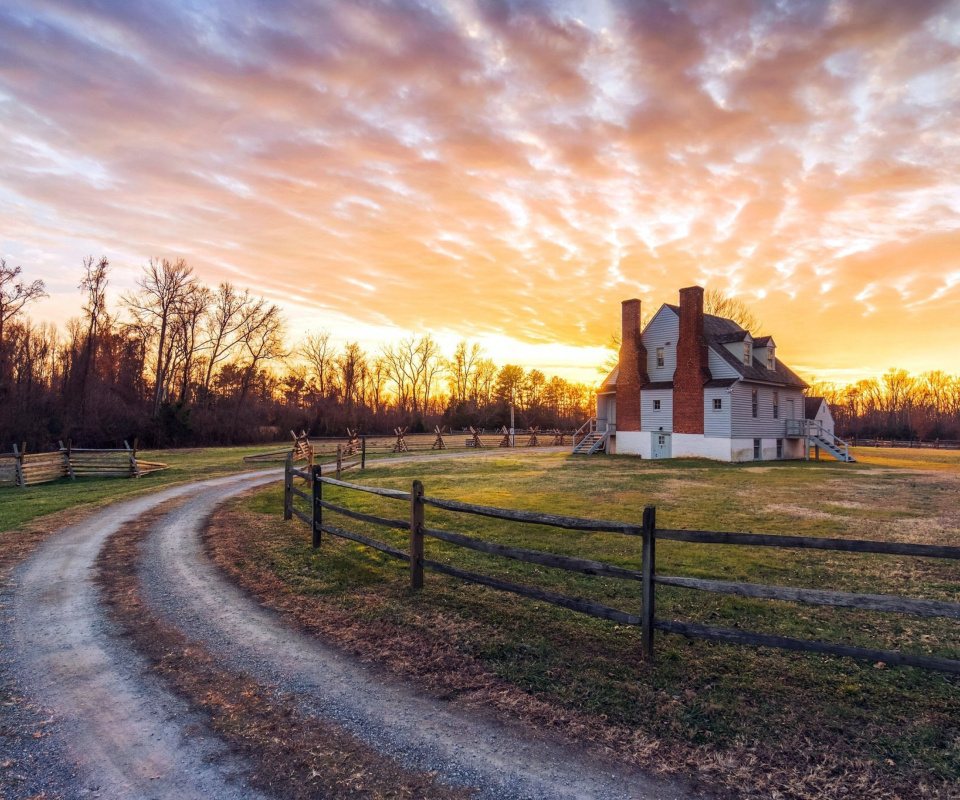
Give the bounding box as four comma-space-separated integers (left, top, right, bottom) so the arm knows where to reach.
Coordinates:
138, 472, 694, 800
6, 471, 278, 800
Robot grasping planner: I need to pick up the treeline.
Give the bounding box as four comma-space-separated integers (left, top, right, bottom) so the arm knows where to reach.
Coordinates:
811, 370, 960, 440
0, 257, 594, 450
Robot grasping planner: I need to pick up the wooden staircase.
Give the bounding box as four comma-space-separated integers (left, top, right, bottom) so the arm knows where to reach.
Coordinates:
571, 418, 610, 454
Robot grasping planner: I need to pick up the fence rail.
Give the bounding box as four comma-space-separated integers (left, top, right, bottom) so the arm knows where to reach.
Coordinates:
247, 427, 575, 466
282, 463, 960, 674
849, 437, 960, 450
0, 439, 166, 487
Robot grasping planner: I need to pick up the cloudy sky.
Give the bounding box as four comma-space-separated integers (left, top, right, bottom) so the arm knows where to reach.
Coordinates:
2, 0, 959, 384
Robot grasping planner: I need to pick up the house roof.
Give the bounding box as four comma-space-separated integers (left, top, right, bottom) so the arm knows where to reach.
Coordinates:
804, 397, 826, 419
602, 303, 808, 390
664, 305, 808, 389
600, 365, 618, 391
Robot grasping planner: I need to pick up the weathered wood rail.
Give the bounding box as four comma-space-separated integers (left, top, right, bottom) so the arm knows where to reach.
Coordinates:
0, 440, 166, 487
282, 463, 960, 674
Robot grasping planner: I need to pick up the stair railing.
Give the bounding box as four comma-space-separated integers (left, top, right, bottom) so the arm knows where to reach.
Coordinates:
804, 419, 853, 461
572, 417, 596, 449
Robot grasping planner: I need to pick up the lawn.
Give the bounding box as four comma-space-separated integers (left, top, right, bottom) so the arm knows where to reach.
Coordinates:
220, 446, 960, 799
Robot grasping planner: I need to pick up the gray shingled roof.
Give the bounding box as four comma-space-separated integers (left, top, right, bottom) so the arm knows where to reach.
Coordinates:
599, 365, 618, 391
663, 304, 806, 389
603, 303, 808, 390
804, 397, 825, 419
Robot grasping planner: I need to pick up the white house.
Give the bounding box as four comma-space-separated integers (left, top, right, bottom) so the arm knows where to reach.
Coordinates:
581, 286, 853, 462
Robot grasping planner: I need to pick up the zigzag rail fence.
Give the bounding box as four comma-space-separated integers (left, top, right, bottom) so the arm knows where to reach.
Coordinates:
0, 439, 166, 487
248, 428, 575, 468
282, 462, 960, 674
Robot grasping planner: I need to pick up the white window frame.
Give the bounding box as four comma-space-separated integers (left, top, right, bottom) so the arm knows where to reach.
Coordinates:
713, 397, 722, 411
753, 438, 761, 460
773, 391, 779, 419
743, 342, 751, 365
656, 347, 664, 368
751, 388, 758, 418
653, 399, 661, 410
767, 347, 775, 370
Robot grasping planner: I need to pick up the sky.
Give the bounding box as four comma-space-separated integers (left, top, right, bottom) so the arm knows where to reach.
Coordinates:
1, 0, 959, 386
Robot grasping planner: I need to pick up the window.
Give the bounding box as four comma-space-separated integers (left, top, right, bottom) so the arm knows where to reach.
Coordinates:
767, 346, 775, 370
653, 399, 661, 410
743, 342, 752, 365
754, 439, 761, 460
751, 388, 758, 418
776, 439, 783, 458
656, 347, 664, 368
658, 434, 666, 446
713, 398, 722, 411
773, 391, 779, 419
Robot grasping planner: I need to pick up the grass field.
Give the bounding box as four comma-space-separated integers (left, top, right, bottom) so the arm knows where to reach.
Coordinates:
0, 444, 280, 533
223, 447, 960, 799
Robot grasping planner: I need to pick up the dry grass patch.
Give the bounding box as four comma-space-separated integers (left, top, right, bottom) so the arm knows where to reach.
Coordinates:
95, 503, 471, 800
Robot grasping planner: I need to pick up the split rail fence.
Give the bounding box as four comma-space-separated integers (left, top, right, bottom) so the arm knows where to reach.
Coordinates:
0, 439, 167, 487
283, 461, 960, 674
247, 428, 574, 467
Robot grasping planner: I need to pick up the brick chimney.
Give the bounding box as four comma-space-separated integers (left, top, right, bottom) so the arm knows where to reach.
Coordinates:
674, 286, 711, 434
617, 299, 648, 431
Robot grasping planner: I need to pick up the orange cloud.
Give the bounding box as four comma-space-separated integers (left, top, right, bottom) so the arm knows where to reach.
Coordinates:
1, 0, 959, 384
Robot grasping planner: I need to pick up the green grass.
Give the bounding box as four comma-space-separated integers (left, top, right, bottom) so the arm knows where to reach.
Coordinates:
238, 447, 960, 790
0, 444, 281, 533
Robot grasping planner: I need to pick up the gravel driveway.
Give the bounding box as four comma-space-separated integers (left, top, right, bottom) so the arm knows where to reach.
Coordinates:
3, 461, 702, 800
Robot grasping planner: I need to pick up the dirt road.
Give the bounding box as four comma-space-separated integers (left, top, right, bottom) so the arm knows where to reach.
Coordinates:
3, 464, 698, 800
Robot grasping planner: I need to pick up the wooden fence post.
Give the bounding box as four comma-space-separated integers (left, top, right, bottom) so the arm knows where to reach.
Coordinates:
64, 438, 75, 480
284, 452, 293, 521
312, 464, 322, 548
13, 443, 24, 488
410, 479, 424, 590
641, 505, 657, 661
128, 438, 142, 478
336, 443, 342, 480
361, 436, 366, 470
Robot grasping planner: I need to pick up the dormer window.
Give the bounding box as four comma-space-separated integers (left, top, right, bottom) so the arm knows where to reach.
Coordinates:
743, 342, 751, 365
767, 346, 775, 370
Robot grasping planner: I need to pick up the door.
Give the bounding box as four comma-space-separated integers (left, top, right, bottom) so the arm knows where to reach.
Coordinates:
652, 432, 671, 459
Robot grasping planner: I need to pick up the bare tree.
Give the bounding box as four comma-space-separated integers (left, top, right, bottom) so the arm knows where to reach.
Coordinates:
448, 340, 484, 404
236, 301, 286, 405
300, 329, 338, 399
336, 342, 367, 408
380, 339, 415, 412
122, 257, 196, 415
0, 260, 47, 381
704, 288, 761, 332
77, 256, 110, 411
471, 357, 498, 406
411, 335, 443, 415
173, 283, 211, 403
199, 283, 258, 392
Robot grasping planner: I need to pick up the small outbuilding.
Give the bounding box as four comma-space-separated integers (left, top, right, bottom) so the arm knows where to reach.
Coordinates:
804, 397, 835, 439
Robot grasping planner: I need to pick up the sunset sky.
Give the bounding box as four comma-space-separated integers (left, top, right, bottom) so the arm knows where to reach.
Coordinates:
2, 0, 959, 386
